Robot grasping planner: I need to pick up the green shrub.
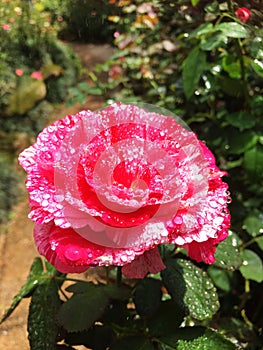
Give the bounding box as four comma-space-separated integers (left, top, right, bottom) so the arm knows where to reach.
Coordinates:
0, 0, 81, 132
0, 158, 21, 224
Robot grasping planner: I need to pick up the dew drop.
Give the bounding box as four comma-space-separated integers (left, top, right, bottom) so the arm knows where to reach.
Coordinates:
42, 199, 49, 207
120, 255, 128, 262
64, 247, 81, 262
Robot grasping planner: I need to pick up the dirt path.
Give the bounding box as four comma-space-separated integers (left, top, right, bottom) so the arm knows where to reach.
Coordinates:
0, 43, 113, 350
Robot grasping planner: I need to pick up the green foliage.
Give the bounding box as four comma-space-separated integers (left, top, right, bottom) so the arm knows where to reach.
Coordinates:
0, 258, 58, 324
161, 258, 219, 320
40, 0, 117, 42
0, 157, 21, 224
239, 249, 263, 283
0, 0, 80, 132
159, 327, 236, 350
28, 278, 61, 350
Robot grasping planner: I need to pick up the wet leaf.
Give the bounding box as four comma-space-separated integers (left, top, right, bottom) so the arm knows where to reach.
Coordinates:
159, 327, 236, 349
217, 22, 248, 38
134, 278, 162, 318
28, 278, 61, 350
243, 211, 263, 237
240, 250, 263, 283
213, 234, 242, 270
200, 31, 227, 51
161, 259, 219, 320
182, 47, 207, 99
189, 23, 213, 38
0, 258, 43, 324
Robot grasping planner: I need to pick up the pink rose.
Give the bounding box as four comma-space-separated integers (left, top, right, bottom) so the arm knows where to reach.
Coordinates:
18, 103, 230, 278
1, 24, 10, 31
109, 65, 122, 79
235, 7, 251, 23
15, 68, 24, 77
31, 71, 43, 80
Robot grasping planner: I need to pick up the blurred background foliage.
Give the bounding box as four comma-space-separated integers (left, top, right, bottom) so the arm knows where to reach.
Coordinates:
0, 0, 263, 348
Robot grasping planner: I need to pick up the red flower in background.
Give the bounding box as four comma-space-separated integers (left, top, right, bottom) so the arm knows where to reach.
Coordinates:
1, 23, 10, 30
19, 103, 230, 278
235, 7, 251, 23
109, 65, 122, 79
31, 71, 43, 80
15, 68, 24, 76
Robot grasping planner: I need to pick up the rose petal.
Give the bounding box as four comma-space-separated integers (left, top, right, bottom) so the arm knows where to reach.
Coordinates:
122, 248, 166, 278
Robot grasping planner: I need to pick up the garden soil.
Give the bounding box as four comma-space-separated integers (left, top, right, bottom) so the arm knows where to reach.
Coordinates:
0, 42, 113, 350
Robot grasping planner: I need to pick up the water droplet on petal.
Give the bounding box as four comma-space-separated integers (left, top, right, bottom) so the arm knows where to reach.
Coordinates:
64, 247, 81, 262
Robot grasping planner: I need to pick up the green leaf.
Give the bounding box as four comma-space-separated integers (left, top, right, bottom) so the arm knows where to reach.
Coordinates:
243, 212, 263, 237
28, 278, 61, 350
58, 288, 109, 332
207, 267, 233, 292
182, 47, 207, 99
111, 336, 154, 350
189, 23, 213, 38
78, 82, 103, 95
161, 259, 219, 320
134, 278, 162, 318
200, 31, 227, 51
250, 59, 263, 78
0, 258, 44, 324
159, 327, 236, 350
213, 234, 242, 270
225, 111, 255, 131
58, 282, 130, 332
65, 325, 115, 349
66, 281, 130, 300
257, 236, 263, 251
191, 0, 201, 6
217, 22, 248, 38
218, 76, 244, 97
148, 300, 184, 337
244, 145, 263, 180
214, 317, 260, 346
68, 87, 81, 96
222, 55, 241, 79
228, 131, 258, 155
239, 249, 263, 283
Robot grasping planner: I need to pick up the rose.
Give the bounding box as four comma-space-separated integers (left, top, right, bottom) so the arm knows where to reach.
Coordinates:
1, 24, 10, 31
15, 68, 24, 77
19, 103, 230, 278
31, 71, 43, 80
235, 7, 251, 23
